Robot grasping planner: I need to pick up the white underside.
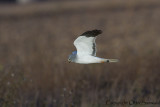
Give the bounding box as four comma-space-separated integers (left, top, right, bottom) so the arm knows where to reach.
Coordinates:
74, 55, 106, 64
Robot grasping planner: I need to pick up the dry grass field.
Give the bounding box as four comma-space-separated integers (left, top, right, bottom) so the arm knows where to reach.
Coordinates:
0, 0, 160, 107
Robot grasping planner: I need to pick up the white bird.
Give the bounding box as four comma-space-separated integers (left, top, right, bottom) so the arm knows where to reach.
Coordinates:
68, 29, 119, 64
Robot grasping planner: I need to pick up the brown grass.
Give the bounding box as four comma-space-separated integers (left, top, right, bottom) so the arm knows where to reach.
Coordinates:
0, 0, 160, 107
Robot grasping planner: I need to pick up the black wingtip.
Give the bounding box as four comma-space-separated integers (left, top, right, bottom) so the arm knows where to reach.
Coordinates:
81, 29, 102, 37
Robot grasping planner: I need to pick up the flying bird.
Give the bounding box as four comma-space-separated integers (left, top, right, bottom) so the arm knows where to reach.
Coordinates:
68, 29, 118, 64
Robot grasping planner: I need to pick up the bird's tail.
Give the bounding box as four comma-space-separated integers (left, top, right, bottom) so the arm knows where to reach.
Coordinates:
106, 59, 119, 63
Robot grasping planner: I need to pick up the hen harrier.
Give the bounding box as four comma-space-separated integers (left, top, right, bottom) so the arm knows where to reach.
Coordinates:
68, 29, 118, 64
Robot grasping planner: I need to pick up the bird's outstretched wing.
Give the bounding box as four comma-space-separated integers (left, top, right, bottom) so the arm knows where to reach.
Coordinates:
74, 29, 102, 56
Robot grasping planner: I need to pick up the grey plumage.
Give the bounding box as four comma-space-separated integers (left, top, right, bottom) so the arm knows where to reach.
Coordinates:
68, 29, 119, 64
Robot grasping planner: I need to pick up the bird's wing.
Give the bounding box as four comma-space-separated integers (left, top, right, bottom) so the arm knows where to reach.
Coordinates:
74, 30, 102, 56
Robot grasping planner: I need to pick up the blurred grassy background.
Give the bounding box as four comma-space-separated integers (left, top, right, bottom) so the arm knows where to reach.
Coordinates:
0, 0, 160, 107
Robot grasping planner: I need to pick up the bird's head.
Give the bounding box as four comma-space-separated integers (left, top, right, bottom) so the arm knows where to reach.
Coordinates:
68, 51, 77, 63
